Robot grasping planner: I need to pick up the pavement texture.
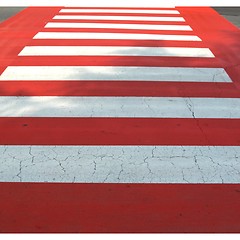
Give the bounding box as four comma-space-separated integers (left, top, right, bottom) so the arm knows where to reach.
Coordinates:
0, 6, 240, 233
213, 7, 240, 28
0, 7, 26, 23
0, 7, 240, 28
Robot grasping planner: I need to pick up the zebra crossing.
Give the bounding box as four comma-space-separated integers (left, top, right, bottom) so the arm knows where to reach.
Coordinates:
0, 6, 239, 184
0, 6, 240, 232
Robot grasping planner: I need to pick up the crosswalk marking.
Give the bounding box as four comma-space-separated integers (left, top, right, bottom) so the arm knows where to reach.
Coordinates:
53, 15, 185, 21
0, 6, 237, 184
0, 96, 239, 118
59, 9, 180, 14
1, 6, 240, 233
19, 46, 214, 57
0, 66, 230, 82
33, 32, 201, 41
1, 145, 239, 183
45, 22, 193, 31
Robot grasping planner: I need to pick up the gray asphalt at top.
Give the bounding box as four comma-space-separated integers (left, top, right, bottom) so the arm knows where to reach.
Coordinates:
0, 7, 26, 23
213, 7, 240, 28
0, 7, 239, 27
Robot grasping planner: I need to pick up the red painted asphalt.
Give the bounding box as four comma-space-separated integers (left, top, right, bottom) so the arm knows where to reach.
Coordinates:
1, 118, 240, 146
0, 7, 240, 233
1, 183, 240, 233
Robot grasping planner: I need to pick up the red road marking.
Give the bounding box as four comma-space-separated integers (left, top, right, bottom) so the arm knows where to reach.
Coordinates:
177, 7, 240, 87
0, 7, 61, 74
0, 6, 240, 233
0, 183, 240, 233
1, 118, 240, 146
0, 81, 240, 97
10, 56, 220, 67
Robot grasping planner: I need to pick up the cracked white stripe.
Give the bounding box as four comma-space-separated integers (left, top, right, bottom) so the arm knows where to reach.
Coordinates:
1, 146, 240, 183
0, 97, 239, 118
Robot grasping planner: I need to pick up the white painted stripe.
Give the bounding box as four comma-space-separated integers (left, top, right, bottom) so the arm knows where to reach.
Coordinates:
53, 15, 185, 21
0, 66, 230, 82
59, 9, 180, 14
33, 32, 201, 41
1, 145, 240, 183
0, 97, 239, 118
45, 22, 193, 31
19, 46, 215, 58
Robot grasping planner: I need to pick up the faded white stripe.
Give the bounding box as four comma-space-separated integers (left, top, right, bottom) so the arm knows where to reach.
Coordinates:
59, 9, 180, 14
19, 46, 215, 58
45, 22, 193, 31
1, 145, 240, 183
33, 32, 201, 41
53, 15, 185, 21
0, 66, 230, 82
0, 97, 239, 118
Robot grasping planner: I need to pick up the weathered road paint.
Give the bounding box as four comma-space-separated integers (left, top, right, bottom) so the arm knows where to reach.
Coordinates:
0, 96, 240, 118
0, 6, 240, 233
1, 145, 240, 183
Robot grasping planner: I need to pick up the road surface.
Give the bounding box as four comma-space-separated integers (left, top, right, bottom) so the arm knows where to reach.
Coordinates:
0, 7, 26, 22
0, 6, 240, 233
213, 7, 240, 28
1, 7, 240, 27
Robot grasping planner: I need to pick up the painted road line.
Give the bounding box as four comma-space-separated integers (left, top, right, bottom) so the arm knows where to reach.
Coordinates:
33, 32, 201, 41
0, 97, 240, 118
59, 9, 180, 14
53, 15, 185, 22
0, 66, 230, 82
1, 145, 240, 183
45, 22, 193, 31
18, 46, 215, 58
